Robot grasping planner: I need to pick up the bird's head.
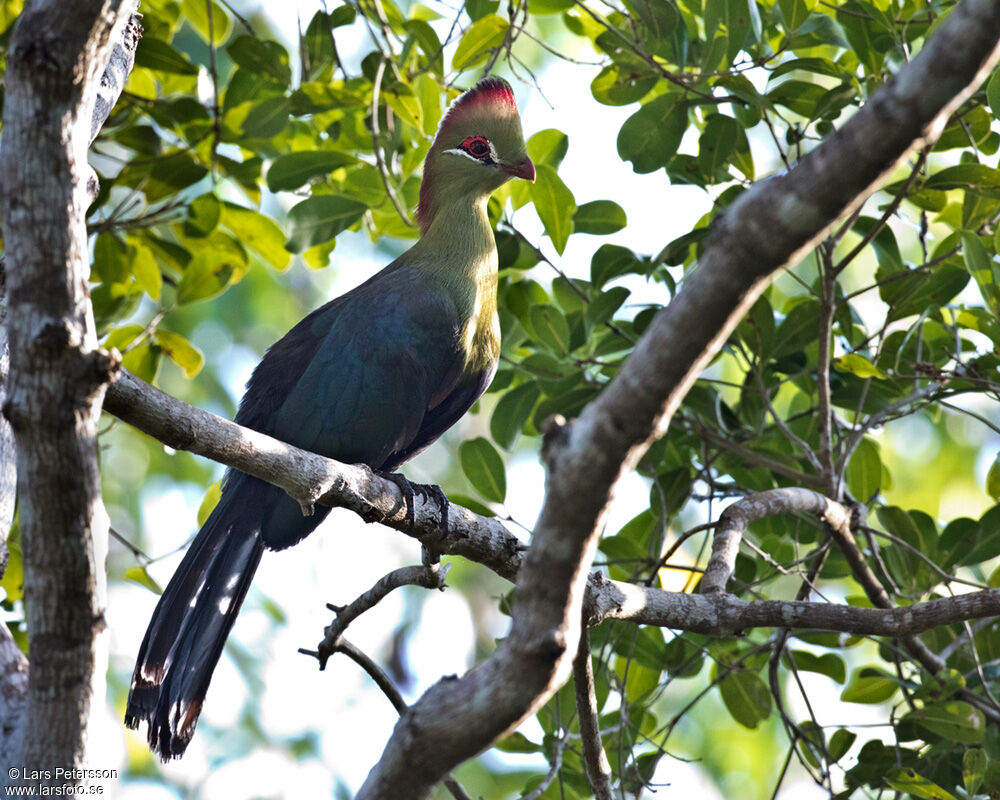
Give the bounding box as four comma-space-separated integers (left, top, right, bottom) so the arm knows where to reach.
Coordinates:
417, 77, 534, 233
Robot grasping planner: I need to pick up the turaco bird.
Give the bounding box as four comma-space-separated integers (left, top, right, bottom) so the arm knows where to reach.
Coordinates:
125, 76, 534, 759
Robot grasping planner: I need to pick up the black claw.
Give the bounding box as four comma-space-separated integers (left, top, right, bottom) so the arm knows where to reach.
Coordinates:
377, 471, 454, 537
414, 482, 450, 537
379, 471, 417, 529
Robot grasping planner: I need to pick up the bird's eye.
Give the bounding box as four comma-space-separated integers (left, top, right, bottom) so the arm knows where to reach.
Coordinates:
461, 136, 492, 159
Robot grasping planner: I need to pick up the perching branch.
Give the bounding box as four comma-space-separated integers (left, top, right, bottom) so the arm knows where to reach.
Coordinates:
104, 368, 1000, 638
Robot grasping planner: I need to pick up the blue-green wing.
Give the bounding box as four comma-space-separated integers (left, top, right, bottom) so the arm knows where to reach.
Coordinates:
268, 268, 466, 468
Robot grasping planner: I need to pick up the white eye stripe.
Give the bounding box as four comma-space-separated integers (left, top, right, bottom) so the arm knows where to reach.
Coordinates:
443, 147, 482, 163
444, 138, 500, 164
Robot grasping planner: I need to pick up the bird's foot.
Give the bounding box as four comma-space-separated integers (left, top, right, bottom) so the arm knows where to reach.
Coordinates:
413, 481, 450, 538
378, 472, 451, 536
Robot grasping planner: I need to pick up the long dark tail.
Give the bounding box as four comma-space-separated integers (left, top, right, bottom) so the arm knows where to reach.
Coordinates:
125, 473, 265, 759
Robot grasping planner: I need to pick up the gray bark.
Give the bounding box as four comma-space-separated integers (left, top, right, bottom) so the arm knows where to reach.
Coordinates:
103, 369, 1000, 638
0, 0, 139, 783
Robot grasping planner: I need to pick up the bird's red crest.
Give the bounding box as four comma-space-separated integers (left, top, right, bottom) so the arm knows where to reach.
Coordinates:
440, 77, 518, 132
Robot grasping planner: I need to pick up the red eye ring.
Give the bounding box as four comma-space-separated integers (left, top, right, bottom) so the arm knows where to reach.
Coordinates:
461, 136, 491, 159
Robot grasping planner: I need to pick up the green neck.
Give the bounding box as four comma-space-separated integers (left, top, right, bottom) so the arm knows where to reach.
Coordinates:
407, 193, 500, 372
410, 193, 497, 309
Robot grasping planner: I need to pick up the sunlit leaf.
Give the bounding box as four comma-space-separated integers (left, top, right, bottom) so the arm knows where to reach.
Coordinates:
452, 15, 508, 70
530, 164, 576, 254
459, 437, 506, 503
285, 196, 367, 253
885, 768, 957, 800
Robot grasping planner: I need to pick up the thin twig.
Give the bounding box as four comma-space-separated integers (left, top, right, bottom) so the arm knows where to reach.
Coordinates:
313, 562, 448, 668
572, 622, 614, 800
371, 58, 416, 228
322, 640, 474, 800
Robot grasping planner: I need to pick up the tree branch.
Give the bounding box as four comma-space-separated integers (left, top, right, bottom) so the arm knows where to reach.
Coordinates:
94, 4, 1000, 788
309, 562, 449, 669
357, 2, 1000, 794
572, 623, 613, 800
326, 640, 473, 800
0, 0, 139, 779
699, 488, 852, 595
104, 370, 1000, 640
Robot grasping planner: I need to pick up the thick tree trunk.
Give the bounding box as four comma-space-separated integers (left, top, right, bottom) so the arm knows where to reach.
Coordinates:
0, 0, 138, 782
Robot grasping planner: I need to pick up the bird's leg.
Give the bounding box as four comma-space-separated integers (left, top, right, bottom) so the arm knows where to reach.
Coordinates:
377, 471, 451, 535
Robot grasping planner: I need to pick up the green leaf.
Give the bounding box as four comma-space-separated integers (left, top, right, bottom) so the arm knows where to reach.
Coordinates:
128, 243, 162, 301
841, 667, 898, 704
962, 232, 1000, 317
625, 0, 678, 51
180, 0, 231, 43
586, 286, 630, 326
704, 0, 754, 65
573, 201, 627, 235
227, 35, 291, 87
491, 382, 541, 449
903, 702, 986, 745
405, 20, 444, 78
122, 343, 161, 384
221, 202, 291, 270
452, 15, 508, 70
267, 151, 358, 193
698, 114, 738, 178
0, 524, 23, 604
197, 481, 222, 526
885, 768, 957, 800
124, 566, 163, 595
494, 732, 541, 753
882, 263, 969, 322
834, 353, 887, 380
846, 437, 882, 502
529, 304, 571, 355
459, 437, 506, 503
778, 0, 810, 31
449, 493, 496, 518
718, 668, 771, 729
964, 748, 988, 797
926, 164, 1000, 197
617, 93, 687, 174
154, 329, 204, 378
828, 729, 856, 762
988, 453, 1000, 501
988, 70, 1000, 121
93, 233, 130, 286
177, 247, 249, 304
790, 651, 846, 684
135, 38, 198, 75
939, 517, 979, 570
184, 193, 222, 237
530, 164, 576, 254
773, 300, 820, 357
240, 96, 291, 139
591, 244, 645, 288
285, 196, 367, 253
591, 65, 657, 106
526, 129, 569, 170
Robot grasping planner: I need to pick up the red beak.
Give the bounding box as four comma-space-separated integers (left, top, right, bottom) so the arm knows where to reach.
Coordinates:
502, 157, 535, 182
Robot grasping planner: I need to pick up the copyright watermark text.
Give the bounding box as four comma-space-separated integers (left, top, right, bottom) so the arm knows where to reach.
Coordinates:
4, 768, 117, 796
